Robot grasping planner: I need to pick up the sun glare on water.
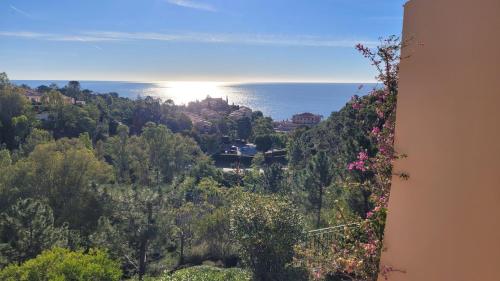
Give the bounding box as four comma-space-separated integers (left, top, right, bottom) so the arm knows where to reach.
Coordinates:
147, 81, 233, 105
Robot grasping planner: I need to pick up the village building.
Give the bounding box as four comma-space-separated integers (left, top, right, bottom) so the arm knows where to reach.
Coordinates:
273, 113, 322, 133
62, 95, 75, 105
204, 97, 229, 112
24, 90, 45, 103
273, 120, 300, 133
183, 112, 213, 133
292, 112, 322, 126
228, 106, 252, 121
23, 89, 77, 105
198, 97, 230, 112
200, 108, 221, 120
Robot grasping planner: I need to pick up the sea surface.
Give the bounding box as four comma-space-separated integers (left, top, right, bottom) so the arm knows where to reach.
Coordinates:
13, 80, 377, 120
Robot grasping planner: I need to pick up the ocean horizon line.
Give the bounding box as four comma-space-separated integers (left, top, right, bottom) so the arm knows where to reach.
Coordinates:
12, 79, 379, 86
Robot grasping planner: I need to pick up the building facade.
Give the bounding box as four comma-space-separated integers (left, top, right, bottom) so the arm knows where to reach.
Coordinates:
292, 112, 322, 125
24, 90, 44, 103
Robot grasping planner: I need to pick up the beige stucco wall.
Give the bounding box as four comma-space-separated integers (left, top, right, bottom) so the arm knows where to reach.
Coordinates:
378, 0, 500, 280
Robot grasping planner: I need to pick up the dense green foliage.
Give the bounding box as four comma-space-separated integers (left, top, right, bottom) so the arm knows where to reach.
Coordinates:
294, 36, 400, 280
0, 248, 121, 281
154, 266, 251, 281
230, 193, 304, 281
0, 199, 67, 266
0, 73, 33, 149
0, 38, 398, 281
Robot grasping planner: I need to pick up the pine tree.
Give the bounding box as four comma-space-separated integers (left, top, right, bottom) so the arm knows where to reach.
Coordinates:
0, 199, 67, 266
305, 151, 333, 228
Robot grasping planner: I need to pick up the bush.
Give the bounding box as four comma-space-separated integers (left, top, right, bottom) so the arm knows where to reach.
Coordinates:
230, 193, 304, 281
159, 266, 251, 281
0, 247, 122, 281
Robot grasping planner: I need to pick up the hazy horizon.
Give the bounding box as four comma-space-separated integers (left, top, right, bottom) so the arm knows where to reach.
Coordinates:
12, 78, 379, 84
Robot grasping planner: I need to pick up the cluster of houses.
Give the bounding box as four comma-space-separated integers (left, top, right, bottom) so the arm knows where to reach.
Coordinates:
23, 89, 85, 106
273, 112, 323, 132
21, 89, 86, 121
183, 96, 252, 133
183, 111, 213, 132
228, 106, 252, 120
183, 97, 323, 135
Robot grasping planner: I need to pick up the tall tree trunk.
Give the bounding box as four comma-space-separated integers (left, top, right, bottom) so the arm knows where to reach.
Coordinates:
179, 234, 185, 265
316, 185, 323, 228
139, 204, 153, 280
138, 237, 148, 280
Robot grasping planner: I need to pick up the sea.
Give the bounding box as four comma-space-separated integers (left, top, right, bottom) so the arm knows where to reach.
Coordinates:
13, 81, 377, 121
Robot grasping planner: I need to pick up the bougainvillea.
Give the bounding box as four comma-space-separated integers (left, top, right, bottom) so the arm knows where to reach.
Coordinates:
348, 150, 369, 172
295, 36, 401, 281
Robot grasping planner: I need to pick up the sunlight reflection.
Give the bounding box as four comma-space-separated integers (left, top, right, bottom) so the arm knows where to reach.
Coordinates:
147, 81, 232, 105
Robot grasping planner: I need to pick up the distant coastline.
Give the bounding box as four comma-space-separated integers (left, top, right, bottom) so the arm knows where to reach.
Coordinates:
13, 80, 377, 120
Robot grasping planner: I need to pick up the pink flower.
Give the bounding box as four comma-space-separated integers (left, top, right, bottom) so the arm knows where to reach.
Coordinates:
347, 151, 370, 172
361, 242, 378, 255
366, 211, 374, 218
371, 127, 381, 135
348, 160, 366, 172
358, 151, 369, 161
376, 108, 385, 118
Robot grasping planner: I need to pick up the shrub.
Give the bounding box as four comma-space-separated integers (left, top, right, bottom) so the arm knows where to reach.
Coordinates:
230, 193, 304, 281
159, 265, 251, 281
0, 247, 122, 281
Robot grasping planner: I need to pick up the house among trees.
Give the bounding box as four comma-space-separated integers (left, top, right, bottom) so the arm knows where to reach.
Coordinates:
188, 96, 230, 114
24, 90, 44, 103
22, 89, 76, 105
228, 106, 252, 121
273, 112, 323, 133
61, 95, 75, 105
202, 96, 230, 112
292, 112, 322, 126
200, 108, 222, 120
183, 111, 213, 133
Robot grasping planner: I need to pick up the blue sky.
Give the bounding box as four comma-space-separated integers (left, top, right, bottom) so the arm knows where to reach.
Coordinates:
1, 0, 406, 82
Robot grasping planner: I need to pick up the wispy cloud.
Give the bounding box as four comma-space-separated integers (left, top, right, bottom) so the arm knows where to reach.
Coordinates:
81, 31, 377, 47
55, 34, 120, 42
0, 31, 45, 38
9, 5, 33, 18
70, 37, 104, 50
0, 30, 378, 48
166, 0, 216, 12
0, 31, 105, 50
